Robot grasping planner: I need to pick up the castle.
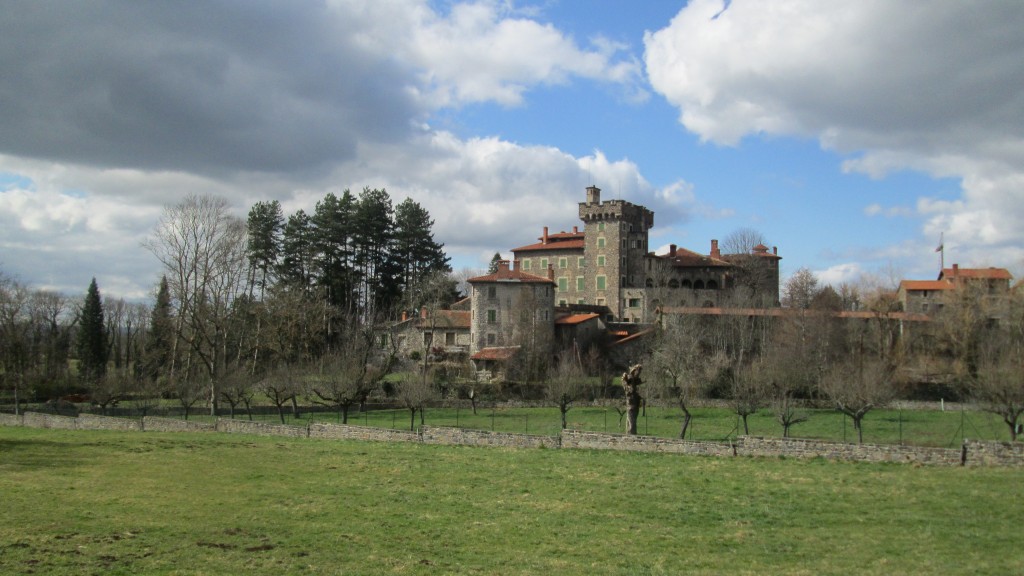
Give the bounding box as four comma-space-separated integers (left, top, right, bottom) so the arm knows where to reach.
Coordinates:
462, 186, 782, 371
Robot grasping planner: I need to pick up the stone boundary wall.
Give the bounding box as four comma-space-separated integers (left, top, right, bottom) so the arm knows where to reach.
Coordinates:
964, 440, 1024, 466
309, 422, 420, 443
738, 436, 962, 466
0, 413, 24, 427
77, 413, 143, 432
422, 426, 559, 449
216, 418, 308, 438
22, 412, 78, 430
561, 430, 736, 456
2, 412, 1021, 466
143, 416, 217, 433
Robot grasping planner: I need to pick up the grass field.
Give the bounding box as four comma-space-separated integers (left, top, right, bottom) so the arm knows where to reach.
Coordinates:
1, 427, 1021, 575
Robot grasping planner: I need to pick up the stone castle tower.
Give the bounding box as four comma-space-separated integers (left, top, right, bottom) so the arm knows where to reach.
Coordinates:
578, 186, 654, 320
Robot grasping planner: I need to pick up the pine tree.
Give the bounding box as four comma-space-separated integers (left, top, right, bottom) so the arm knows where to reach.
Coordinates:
352, 188, 397, 314
140, 276, 174, 381
488, 252, 503, 274
77, 277, 108, 383
393, 197, 451, 294
278, 210, 315, 290
312, 190, 357, 311
246, 200, 283, 299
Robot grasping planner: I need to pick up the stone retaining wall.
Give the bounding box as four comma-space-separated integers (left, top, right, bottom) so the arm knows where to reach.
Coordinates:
143, 416, 217, 433
22, 412, 78, 430
77, 413, 143, 432
738, 436, 962, 465
561, 430, 736, 456
964, 440, 1024, 466
422, 426, 559, 449
309, 422, 420, 443
0, 413, 23, 427
216, 418, 308, 438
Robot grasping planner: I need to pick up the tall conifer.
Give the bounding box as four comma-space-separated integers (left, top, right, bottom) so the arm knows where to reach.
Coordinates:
77, 277, 108, 383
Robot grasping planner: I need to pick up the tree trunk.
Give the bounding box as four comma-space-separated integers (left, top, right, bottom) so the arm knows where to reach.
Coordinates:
679, 407, 692, 440
625, 395, 640, 435
291, 395, 301, 419
409, 408, 417, 431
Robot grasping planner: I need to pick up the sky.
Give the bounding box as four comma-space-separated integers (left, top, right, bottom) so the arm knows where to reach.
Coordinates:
2, 0, 1023, 301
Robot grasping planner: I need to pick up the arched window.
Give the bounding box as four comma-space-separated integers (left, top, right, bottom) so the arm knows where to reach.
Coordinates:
668, 279, 679, 289
645, 278, 654, 288
707, 280, 718, 290
680, 279, 692, 289
694, 280, 705, 290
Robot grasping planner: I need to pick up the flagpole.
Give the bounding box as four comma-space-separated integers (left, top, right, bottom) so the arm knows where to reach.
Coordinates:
936, 232, 944, 272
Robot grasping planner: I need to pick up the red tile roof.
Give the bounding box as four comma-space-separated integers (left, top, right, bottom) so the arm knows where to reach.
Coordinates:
418, 310, 470, 329
555, 312, 599, 326
656, 246, 731, 268
940, 267, 1013, 280
511, 239, 585, 252
899, 280, 954, 292
470, 346, 520, 361
468, 267, 554, 284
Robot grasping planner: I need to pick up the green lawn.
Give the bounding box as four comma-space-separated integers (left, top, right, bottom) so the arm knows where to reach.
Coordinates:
1, 427, 1021, 575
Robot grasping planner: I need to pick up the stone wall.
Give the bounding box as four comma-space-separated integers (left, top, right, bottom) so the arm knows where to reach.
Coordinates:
22, 412, 78, 430
738, 436, 962, 466
964, 440, 1024, 467
1, 411, 1021, 467
422, 426, 559, 449
0, 413, 23, 427
309, 422, 420, 443
78, 413, 143, 432
216, 418, 308, 438
561, 430, 736, 456
143, 416, 216, 433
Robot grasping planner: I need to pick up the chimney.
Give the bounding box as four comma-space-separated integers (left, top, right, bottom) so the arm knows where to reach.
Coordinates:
543, 226, 549, 245
548, 264, 554, 281
498, 260, 510, 273
710, 239, 721, 259
512, 259, 518, 271
573, 226, 578, 234
952, 263, 959, 278
586, 185, 601, 205
669, 244, 677, 257
773, 246, 778, 255
420, 306, 427, 319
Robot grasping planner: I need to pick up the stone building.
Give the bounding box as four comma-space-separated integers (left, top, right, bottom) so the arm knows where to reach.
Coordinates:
467, 260, 555, 374
512, 185, 781, 324
898, 264, 1013, 315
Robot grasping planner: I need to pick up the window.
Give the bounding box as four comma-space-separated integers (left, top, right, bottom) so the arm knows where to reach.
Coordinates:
596, 298, 605, 306
523, 259, 531, 270
559, 257, 567, 269
598, 222, 605, 232
622, 239, 627, 249
487, 286, 497, 299
628, 298, 641, 308
487, 333, 496, 345
597, 255, 606, 267
542, 310, 550, 321
558, 299, 567, 306
424, 332, 433, 346
596, 275, 606, 291
597, 237, 605, 248
578, 257, 585, 268
445, 332, 455, 345
558, 277, 568, 292
577, 299, 586, 305
540, 258, 549, 270
576, 276, 585, 291
487, 309, 497, 324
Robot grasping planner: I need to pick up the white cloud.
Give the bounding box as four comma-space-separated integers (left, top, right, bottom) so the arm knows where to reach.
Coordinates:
645, 0, 1024, 272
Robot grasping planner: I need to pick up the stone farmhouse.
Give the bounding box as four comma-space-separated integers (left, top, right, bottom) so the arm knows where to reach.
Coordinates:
897, 264, 1013, 316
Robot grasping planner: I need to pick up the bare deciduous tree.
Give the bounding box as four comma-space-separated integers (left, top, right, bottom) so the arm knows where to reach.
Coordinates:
821, 358, 894, 443
546, 353, 589, 430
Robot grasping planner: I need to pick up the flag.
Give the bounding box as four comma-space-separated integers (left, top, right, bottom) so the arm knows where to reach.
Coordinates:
935, 243, 943, 252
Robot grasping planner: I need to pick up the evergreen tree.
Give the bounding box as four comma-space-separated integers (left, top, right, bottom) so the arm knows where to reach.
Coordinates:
312, 190, 357, 311
140, 276, 174, 381
246, 200, 284, 299
352, 188, 397, 313
488, 252, 503, 274
393, 197, 451, 295
77, 278, 108, 383
278, 210, 315, 290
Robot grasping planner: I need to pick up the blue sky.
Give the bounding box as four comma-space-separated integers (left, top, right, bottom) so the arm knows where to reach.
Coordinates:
1, 0, 1022, 299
